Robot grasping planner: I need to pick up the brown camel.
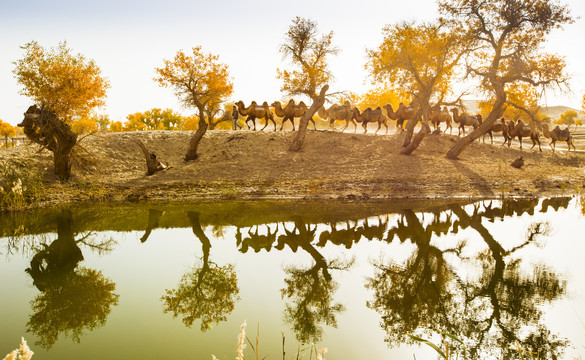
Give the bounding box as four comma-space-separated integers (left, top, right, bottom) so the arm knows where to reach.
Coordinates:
506, 119, 541, 151
483, 118, 511, 145
541, 122, 576, 151
235, 100, 277, 131
271, 100, 316, 131
429, 105, 452, 134
383, 103, 415, 132
317, 101, 356, 132
450, 108, 480, 136
351, 107, 389, 134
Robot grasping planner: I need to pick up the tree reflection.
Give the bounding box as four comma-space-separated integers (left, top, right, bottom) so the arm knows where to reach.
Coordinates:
24, 210, 119, 349
279, 216, 353, 343
161, 212, 239, 331
367, 201, 568, 359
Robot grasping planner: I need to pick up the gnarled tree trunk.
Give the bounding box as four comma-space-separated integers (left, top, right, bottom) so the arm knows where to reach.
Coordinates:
446, 97, 506, 159
185, 118, 209, 161
401, 115, 431, 155
290, 85, 328, 152
18, 105, 77, 181
136, 140, 167, 175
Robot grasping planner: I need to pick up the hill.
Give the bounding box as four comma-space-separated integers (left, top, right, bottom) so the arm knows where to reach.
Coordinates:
1, 129, 584, 207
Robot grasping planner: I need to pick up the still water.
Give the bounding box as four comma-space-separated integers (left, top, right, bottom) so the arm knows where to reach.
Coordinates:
1, 198, 584, 359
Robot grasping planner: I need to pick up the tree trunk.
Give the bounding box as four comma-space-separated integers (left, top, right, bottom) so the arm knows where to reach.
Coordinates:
185, 117, 208, 161
402, 116, 419, 148
446, 97, 506, 159
290, 85, 328, 152
401, 118, 431, 155
18, 105, 78, 181
136, 140, 166, 175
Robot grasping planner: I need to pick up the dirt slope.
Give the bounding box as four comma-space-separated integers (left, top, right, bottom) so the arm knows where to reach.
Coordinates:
1, 129, 584, 204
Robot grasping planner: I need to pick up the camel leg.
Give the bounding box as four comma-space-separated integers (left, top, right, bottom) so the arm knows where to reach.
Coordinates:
384, 121, 388, 135
261, 119, 268, 131
341, 120, 349, 133
375, 121, 381, 134
363, 122, 368, 133
270, 117, 277, 132
311, 117, 317, 130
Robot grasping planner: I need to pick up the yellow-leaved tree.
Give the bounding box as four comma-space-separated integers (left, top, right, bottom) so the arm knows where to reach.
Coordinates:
154, 47, 233, 161
13, 41, 110, 122
441, 0, 573, 159
367, 21, 468, 154
13, 41, 110, 180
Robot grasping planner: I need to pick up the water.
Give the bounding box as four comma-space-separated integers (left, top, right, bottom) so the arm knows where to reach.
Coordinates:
1, 198, 584, 359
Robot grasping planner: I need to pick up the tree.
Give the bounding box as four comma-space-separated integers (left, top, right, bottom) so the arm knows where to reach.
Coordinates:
367, 21, 468, 154
13, 41, 110, 122
13, 41, 110, 181
277, 17, 338, 151
124, 108, 185, 131
442, 0, 573, 159
0, 120, 16, 138
555, 110, 578, 128
0, 120, 16, 149
154, 47, 233, 161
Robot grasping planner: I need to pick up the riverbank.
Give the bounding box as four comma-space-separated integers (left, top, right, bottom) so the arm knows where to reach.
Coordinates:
1, 129, 584, 208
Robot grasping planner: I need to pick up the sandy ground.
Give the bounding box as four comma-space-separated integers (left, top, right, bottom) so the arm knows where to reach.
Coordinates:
1, 126, 585, 206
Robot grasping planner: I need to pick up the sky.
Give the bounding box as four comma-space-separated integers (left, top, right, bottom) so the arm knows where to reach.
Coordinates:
1, 0, 584, 126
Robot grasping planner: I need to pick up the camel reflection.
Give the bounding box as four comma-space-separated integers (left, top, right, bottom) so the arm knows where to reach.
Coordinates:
161, 212, 240, 331
24, 210, 119, 349
237, 224, 279, 253
279, 216, 353, 343
368, 201, 568, 359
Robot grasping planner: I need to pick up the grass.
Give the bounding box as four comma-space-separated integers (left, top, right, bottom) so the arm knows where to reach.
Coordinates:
0, 160, 44, 211
213, 321, 327, 360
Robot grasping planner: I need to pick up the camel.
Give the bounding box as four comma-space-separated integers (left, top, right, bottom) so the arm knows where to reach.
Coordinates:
429, 106, 452, 134
483, 118, 511, 145
383, 103, 415, 132
541, 122, 576, 151
506, 119, 541, 151
271, 100, 316, 131
235, 100, 277, 131
450, 108, 480, 136
351, 107, 389, 134
317, 101, 356, 132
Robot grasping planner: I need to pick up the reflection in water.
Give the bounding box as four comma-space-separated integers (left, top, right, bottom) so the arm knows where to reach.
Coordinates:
3, 197, 577, 357
161, 212, 240, 331
367, 202, 568, 359
24, 210, 119, 349
279, 216, 353, 343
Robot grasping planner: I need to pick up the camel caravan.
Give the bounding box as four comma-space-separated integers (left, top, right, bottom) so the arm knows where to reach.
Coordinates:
233, 100, 577, 151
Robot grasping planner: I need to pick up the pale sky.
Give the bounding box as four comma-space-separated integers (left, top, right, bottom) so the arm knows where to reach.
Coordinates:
1, 0, 584, 126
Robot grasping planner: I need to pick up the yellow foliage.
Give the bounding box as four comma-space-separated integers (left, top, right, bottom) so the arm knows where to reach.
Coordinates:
123, 108, 185, 131
109, 121, 123, 132
71, 117, 97, 135
183, 115, 199, 131
276, 17, 338, 99
13, 41, 110, 122
478, 83, 540, 121
154, 47, 233, 123
357, 83, 411, 110
366, 22, 466, 107
0, 120, 16, 138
